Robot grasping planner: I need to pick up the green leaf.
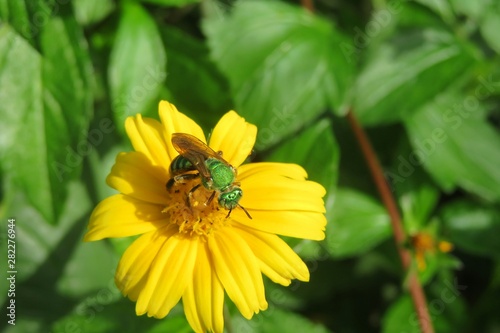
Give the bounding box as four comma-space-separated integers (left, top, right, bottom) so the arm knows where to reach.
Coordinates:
480, 5, 500, 54
108, 1, 167, 131
73, 0, 115, 26
266, 118, 339, 191
0, 181, 91, 283
0, 0, 53, 46
382, 292, 466, 333
399, 181, 439, 233
0, 14, 93, 223
51, 298, 190, 333
404, 92, 500, 201
146, 317, 194, 333
204, 0, 354, 149
56, 240, 118, 298
441, 200, 500, 259
382, 295, 420, 333
0, 180, 92, 332
354, 28, 475, 125
141, 0, 200, 6
160, 26, 231, 129
326, 188, 391, 258
232, 307, 331, 333
449, 0, 487, 20
413, 0, 455, 23
389, 140, 440, 233
385, 272, 468, 333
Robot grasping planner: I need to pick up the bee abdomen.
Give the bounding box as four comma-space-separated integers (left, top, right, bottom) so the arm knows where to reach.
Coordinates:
170, 155, 195, 176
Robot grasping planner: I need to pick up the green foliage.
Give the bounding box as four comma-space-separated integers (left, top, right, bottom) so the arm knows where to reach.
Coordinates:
326, 188, 391, 258
204, 0, 354, 149
405, 91, 500, 201
108, 1, 167, 131
1, 0, 500, 332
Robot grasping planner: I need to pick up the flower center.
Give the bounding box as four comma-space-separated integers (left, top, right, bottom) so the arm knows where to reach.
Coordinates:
163, 175, 230, 238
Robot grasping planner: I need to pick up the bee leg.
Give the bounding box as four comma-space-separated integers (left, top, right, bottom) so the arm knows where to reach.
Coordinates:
205, 191, 216, 206
166, 173, 200, 192
166, 178, 175, 191
175, 173, 199, 182
186, 183, 202, 208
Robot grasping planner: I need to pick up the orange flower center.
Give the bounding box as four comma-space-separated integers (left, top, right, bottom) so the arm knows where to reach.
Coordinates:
162, 176, 230, 238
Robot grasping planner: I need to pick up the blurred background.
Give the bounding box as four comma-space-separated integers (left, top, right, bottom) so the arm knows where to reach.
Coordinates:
1, 0, 500, 332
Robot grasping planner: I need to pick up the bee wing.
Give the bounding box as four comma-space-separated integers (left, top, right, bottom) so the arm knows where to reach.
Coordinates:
171, 133, 229, 180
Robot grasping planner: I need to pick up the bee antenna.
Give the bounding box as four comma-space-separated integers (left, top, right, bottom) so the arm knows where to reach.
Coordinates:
238, 204, 252, 219
225, 208, 232, 219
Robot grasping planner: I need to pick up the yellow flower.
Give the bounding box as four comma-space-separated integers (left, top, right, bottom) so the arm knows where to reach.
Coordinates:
410, 232, 453, 271
84, 101, 327, 333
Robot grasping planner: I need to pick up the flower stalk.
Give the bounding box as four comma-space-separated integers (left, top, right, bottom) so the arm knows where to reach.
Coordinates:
299, 3, 434, 332
346, 111, 435, 333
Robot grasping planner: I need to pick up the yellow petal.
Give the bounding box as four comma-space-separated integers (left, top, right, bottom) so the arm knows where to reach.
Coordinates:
208, 228, 268, 319
125, 114, 171, 168
209, 111, 257, 167
234, 226, 309, 285
115, 230, 170, 302
107, 152, 169, 205
136, 233, 198, 318
158, 101, 206, 161
232, 210, 326, 240
183, 242, 224, 333
84, 194, 166, 241
239, 171, 326, 213
238, 162, 308, 181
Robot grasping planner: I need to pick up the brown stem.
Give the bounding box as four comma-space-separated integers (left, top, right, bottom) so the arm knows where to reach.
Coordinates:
346, 111, 434, 333
299, 1, 433, 332
300, 0, 315, 12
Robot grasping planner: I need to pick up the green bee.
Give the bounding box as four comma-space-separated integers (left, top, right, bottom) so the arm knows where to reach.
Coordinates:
167, 133, 252, 219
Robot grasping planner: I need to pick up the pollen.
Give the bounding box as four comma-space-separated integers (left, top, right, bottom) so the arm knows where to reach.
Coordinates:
163, 177, 230, 238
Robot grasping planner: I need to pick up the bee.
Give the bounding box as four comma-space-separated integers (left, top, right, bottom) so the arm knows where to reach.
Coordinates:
167, 133, 252, 219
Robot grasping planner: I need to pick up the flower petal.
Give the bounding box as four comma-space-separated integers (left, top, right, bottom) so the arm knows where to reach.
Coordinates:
208, 227, 268, 319
125, 114, 171, 168
158, 101, 206, 161
232, 210, 326, 240
84, 194, 166, 241
242, 183, 325, 212
136, 233, 198, 318
234, 226, 309, 285
209, 111, 257, 167
230, 162, 327, 239
239, 170, 326, 213
183, 242, 224, 333
238, 162, 308, 181
107, 152, 169, 205
115, 230, 170, 302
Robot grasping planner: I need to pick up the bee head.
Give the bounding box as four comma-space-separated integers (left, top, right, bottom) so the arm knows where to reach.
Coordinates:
218, 187, 242, 210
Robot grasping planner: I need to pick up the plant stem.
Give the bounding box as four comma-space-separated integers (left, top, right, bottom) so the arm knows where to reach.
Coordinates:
300, 0, 434, 331
346, 111, 434, 333
300, 0, 315, 12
